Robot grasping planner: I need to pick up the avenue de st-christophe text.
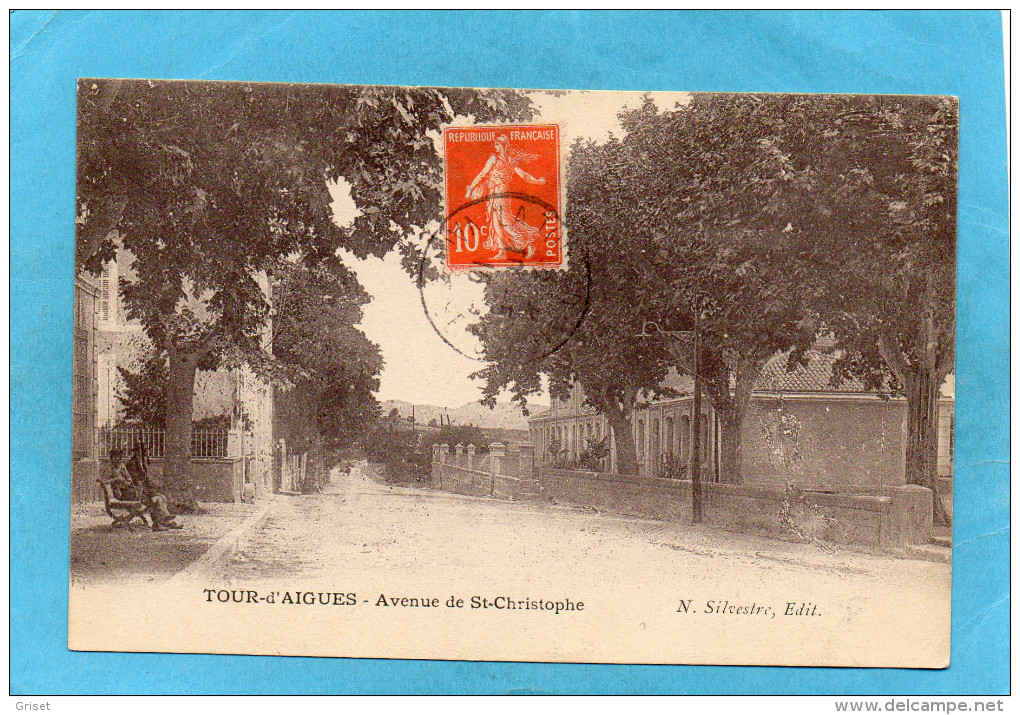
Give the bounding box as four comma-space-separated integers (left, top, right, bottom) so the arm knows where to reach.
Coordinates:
203, 589, 584, 614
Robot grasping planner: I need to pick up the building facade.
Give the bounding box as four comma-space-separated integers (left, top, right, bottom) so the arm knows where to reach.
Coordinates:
82, 250, 275, 502
529, 349, 954, 490
71, 274, 101, 503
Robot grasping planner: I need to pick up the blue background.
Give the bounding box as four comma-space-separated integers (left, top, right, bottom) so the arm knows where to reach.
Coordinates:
10, 10, 1009, 694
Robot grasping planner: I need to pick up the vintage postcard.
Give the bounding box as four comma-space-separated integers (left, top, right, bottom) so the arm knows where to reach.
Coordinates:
69, 80, 956, 667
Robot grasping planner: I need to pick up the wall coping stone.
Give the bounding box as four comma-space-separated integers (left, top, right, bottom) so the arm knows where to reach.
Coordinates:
544, 468, 892, 512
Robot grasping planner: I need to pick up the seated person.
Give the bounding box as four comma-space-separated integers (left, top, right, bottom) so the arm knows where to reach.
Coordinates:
105, 449, 140, 501
128, 441, 183, 531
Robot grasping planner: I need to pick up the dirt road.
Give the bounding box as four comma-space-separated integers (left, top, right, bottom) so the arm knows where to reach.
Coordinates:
72, 463, 949, 665
214, 462, 948, 600
70, 501, 256, 586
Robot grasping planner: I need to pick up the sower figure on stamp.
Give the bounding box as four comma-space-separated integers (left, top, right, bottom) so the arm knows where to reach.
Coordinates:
465, 134, 547, 261
128, 440, 183, 531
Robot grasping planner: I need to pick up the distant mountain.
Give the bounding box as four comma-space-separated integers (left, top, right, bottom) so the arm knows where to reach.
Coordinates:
448, 401, 534, 431
378, 399, 545, 431
378, 400, 444, 425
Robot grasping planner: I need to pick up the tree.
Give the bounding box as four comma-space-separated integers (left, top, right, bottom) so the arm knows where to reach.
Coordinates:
76, 79, 532, 507
360, 418, 489, 479
115, 351, 238, 431
421, 425, 490, 454
621, 93, 956, 520
754, 95, 958, 524
472, 176, 674, 475
601, 96, 819, 484
580, 435, 609, 472
271, 260, 382, 452
362, 424, 423, 476
546, 433, 563, 463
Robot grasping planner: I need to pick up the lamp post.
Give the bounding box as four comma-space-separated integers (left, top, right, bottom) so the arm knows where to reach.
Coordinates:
690, 307, 704, 523
638, 299, 705, 524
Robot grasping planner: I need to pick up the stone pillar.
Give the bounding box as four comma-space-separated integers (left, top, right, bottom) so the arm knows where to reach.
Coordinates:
430, 444, 440, 488
489, 442, 506, 473
455, 443, 466, 469
227, 429, 242, 459
466, 443, 477, 470
506, 445, 522, 478
887, 484, 934, 547
518, 444, 536, 479
488, 442, 506, 497
438, 444, 450, 489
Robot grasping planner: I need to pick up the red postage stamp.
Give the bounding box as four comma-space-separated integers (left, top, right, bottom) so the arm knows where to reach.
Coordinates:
443, 124, 564, 270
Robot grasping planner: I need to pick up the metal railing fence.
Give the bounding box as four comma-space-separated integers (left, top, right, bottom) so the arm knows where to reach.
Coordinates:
98, 427, 230, 459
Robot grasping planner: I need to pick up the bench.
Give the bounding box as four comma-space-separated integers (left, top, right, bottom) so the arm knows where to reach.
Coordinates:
97, 479, 150, 529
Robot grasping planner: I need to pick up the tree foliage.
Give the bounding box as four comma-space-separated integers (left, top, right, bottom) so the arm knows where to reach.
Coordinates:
476, 104, 816, 480
472, 198, 674, 475
629, 93, 956, 517
421, 424, 491, 454
742, 94, 958, 521
115, 352, 168, 427
77, 79, 533, 368
603, 95, 827, 482
271, 260, 382, 451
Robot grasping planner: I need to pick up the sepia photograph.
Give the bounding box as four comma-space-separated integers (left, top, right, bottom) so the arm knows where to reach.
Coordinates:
67, 80, 957, 667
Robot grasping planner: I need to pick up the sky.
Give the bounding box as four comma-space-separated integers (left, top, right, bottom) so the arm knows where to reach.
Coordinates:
330, 89, 691, 409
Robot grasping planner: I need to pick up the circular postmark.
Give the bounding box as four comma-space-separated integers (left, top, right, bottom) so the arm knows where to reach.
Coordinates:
416, 194, 590, 365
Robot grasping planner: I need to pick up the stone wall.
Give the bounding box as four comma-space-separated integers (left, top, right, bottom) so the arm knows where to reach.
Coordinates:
742, 397, 908, 488
430, 442, 541, 501
145, 458, 244, 503
531, 394, 953, 485
72, 457, 244, 504
71, 460, 101, 504
429, 443, 933, 549
536, 469, 931, 548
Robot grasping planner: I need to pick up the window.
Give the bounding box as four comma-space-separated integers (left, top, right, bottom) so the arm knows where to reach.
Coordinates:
98, 260, 118, 325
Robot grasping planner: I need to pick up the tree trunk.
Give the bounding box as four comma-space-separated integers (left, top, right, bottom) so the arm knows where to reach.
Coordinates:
718, 409, 743, 484
877, 317, 952, 528
717, 370, 756, 484
905, 364, 951, 526
164, 347, 201, 512
606, 408, 638, 476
